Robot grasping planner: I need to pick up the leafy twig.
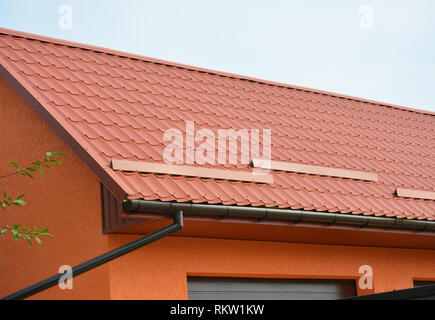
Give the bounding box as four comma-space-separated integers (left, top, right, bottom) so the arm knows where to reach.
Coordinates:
0, 225, 53, 245
1, 152, 65, 180
0, 152, 65, 245
0, 191, 26, 210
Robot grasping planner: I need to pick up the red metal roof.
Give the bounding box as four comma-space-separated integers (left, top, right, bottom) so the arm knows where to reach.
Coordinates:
0, 28, 434, 221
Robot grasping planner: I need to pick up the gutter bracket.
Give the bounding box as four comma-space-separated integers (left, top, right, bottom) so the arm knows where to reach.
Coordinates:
219, 207, 230, 220
293, 211, 303, 225
417, 222, 428, 233
257, 208, 268, 222
359, 217, 370, 229
327, 214, 338, 227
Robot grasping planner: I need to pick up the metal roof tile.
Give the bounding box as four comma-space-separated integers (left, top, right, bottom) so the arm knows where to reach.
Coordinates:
1, 29, 434, 221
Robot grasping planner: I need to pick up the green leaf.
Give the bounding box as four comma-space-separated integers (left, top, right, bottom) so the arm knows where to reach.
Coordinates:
11, 229, 18, 240
40, 233, 54, 237
48, 159, 62, 164
23, 172, 33, 179
17, 194, 26, 200
0, 229, 8, 235
13, 199, 26, 206
24, 234, 32, 245
10, 161, 19, 169
34, 236, 42, 245
35, 166, 44, 176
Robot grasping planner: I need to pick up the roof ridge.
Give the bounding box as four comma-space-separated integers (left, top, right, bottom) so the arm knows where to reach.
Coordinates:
0, 27, 434, 117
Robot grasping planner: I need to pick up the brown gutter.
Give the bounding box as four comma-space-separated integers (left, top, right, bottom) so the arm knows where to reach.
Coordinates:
122, 200, 435, 232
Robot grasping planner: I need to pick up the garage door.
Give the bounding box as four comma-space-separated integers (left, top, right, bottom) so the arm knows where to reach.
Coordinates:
188, 277, 356, 300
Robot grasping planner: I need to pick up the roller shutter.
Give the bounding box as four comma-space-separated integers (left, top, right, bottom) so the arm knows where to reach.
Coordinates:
188, 277, 357, 300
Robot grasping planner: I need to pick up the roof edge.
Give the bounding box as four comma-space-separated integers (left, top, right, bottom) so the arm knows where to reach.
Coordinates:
1, 27, 433, 117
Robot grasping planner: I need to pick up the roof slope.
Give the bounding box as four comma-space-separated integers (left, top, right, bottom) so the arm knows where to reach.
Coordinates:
0, 28, 434, 221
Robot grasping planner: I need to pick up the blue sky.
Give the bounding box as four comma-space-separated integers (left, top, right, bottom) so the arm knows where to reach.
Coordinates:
1, 0, 434, 112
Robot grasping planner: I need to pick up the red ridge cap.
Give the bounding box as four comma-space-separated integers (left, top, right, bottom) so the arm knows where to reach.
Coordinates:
0, 27, 433, 117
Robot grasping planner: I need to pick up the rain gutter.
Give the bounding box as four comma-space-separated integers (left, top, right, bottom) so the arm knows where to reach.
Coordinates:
123, 200, 435, 232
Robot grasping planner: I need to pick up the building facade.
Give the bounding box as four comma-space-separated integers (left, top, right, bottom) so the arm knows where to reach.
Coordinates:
0, 28, 434, 300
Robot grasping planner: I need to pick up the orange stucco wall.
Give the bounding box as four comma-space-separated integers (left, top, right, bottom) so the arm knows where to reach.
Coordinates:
0, 78, 111, 299
1, 77, 435, 300
106, 235, 435, 299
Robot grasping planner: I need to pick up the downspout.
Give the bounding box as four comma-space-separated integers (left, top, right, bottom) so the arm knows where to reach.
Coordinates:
123, 200, 435, 232
2, 210, 183, 300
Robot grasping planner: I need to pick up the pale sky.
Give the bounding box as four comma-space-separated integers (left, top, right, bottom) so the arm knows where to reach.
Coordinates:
1, 0, 434, 112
